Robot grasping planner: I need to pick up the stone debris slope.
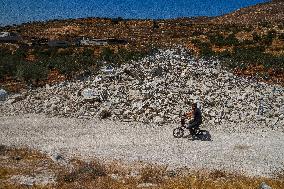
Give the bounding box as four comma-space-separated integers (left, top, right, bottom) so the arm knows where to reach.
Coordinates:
0, 48, 283, 131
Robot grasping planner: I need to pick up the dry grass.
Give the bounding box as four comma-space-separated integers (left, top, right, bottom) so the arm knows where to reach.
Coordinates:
163, 170, 284, 189
0, 145, 284, 189
0, 167, 15, 179
139, 164, 167, 184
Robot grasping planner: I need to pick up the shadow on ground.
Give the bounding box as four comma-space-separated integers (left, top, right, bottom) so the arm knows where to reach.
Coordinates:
184, 130, 212, 141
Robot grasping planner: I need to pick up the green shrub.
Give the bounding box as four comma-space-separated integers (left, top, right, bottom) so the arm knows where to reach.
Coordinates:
233, 46, 265, 62
116, 48, 148, 63
194, 41, 215, 58
47, 56, 82, 78
216, 50, 232, 59
210, 33, 239, 46
220, 45, 284, 71
262, 30, 277, 45
252, 32, 262, 42
278, 33, 284, 40
100, 47, 114, 62
0, 59, 15, 79
16, 61, 48, 82
0, 51, 22, 79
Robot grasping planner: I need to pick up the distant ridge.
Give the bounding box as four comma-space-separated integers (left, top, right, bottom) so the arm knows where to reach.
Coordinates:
211, 1, 284, 25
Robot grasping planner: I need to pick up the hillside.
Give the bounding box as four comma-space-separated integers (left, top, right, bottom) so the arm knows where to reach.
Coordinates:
211, 0, 284, 25
0, 0, 284, 92
1, 48, 283, 126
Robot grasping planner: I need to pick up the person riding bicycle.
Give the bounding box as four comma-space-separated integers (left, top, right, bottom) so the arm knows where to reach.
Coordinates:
181, 102, 202, 135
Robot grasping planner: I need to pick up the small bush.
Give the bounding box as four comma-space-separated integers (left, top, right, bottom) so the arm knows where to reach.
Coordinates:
16, 61, 48, 82
47, 56, 82, 78
262, 30, 277, 45
100, 47, 114, 62
252, 32, 262, 42
0, 49, 24, 79
200, 43, 215, 58
99, 109, 112, 119
210, 33, 239, 46
58, 161, 107, 183
0, 168, 12, 179
140, 164, 167, 184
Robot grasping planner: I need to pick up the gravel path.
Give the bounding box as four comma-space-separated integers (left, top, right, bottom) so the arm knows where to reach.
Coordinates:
1, 114, 284, 177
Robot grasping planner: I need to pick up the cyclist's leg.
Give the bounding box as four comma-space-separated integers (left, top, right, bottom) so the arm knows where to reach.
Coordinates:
181, 117, 185, 127
187, 121, 198, 135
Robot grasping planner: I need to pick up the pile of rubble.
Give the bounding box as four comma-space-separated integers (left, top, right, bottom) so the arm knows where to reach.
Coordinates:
0, 48, 283, 130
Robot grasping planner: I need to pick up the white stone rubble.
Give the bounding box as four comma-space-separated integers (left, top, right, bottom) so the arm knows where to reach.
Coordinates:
0, 48, 283, 131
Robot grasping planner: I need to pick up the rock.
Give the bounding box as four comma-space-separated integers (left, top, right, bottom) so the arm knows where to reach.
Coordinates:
101, 65, 114, 74
81, 88, 101, 102
137, 183, 157, 188
98, 109, 112, 119
64, 106, 71, 113
153, 116, 164, 124
259, 182, 272, 189
82, 88, 99, 99
0, 89, 8, 101
166, 170, 177, 177
51, 104, 58, 111
50, 152, 69, 166
6, 94, 26, 104
151, 66, 163, 77
110, 173, 121, 180
54, 154, 64, 161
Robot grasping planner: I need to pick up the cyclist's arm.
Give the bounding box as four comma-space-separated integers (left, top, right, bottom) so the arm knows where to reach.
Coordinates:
186, 111, 193, 119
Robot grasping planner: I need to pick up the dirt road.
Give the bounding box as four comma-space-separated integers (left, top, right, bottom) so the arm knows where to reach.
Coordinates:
1, 114, 283, 177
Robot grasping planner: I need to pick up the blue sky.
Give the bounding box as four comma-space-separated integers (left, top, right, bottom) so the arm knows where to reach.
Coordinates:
0, 0, 269, 26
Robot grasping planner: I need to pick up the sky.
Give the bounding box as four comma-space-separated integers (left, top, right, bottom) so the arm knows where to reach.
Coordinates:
0, 0, 269, 26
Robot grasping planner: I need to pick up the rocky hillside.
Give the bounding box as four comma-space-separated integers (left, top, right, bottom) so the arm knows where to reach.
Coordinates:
211, 1, 284, 25
1, 48, 283, 130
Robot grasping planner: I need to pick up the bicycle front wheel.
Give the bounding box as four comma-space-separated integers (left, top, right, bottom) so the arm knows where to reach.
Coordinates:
173, 127, 184, 138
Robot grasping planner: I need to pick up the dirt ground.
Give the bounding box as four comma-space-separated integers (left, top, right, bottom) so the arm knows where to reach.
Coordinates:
1, 114, 284, 178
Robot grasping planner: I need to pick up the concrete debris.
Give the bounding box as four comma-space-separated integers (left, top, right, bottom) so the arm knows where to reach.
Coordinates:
259, 182, 272, 189
0, 89, 8, 101
0, 48, 283, 131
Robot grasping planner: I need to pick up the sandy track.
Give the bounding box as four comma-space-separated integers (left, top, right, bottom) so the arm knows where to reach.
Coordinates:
1, 114, 284, 177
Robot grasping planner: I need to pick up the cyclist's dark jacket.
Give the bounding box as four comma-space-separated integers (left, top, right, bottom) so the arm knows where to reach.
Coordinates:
193, 108, 202, 124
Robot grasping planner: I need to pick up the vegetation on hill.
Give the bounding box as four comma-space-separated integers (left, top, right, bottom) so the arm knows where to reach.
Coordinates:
0, 0, 283, 91
0, 46, 150, 86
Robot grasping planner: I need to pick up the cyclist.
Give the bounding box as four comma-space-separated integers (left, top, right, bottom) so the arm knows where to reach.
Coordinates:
181, 102, 202, 135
